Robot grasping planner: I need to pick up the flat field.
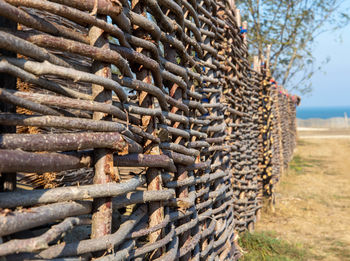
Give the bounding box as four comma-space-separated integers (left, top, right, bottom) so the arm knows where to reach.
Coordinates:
253, 129, 350, 260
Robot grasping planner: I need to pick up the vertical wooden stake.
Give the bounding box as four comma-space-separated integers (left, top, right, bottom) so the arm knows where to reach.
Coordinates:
253, 56, 259, 72
229, 0, 236, 10
89, 19, 114, 240
266, 44, 271, 76
131, 1, 165, 258
235, 9, 241, 28
260, 55, 265, 73
242, 20, 248, 45
0, 17, 17, 192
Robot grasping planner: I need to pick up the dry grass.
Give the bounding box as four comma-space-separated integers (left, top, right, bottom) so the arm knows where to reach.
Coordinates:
255, 133, 350, 260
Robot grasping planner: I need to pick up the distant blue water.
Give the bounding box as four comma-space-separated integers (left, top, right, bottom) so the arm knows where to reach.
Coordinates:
297, 106, 350, 119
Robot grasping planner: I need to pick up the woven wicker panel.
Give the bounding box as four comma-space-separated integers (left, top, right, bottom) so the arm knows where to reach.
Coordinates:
0, 0, 298, 259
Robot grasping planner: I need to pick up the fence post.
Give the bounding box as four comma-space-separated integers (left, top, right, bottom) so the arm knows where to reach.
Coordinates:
266, 44, 271, 76
132, 1, 165, 258
242, 20, 248, 45
0, 17, 16, 192
89, 19, 114, 242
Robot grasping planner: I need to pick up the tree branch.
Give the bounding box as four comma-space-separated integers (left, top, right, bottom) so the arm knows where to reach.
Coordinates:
38, 205, 146, 259
0, 201, 92, 237
0, 217, 91, 256
0, 175, 146, 208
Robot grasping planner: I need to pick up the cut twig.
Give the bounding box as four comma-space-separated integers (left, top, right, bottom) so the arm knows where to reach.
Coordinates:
38, 205, 146, 259
0, 149, 92, 173
0, 217, 91, 256
0, 201, 92, 237
0, 132, 126, 152
0, 175, 146, 208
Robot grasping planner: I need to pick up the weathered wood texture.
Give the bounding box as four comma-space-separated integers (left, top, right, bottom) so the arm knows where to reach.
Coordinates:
0, 0, 298, 260
0, 15, 17, 192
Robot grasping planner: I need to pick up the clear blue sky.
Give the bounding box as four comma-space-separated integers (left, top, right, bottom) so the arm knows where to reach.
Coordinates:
296, 13, 350, 108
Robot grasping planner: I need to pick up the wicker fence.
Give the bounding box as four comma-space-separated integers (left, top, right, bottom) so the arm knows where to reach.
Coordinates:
0, 0, 298, 260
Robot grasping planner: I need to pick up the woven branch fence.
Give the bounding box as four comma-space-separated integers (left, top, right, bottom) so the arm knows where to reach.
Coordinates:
0, 0, 299, 260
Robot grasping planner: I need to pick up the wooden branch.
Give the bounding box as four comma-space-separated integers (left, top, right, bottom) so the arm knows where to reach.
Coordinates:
242, 20, 249, 36
229, 0, 235, 9
38, 206, 146, 259
0, 88, 62, 116
143, 0, 173, 32
0, 112, 158, 145
0, 217, 91, 256
166, 95, 189, 115
114, 154, 177, 172
4, 57, 128, 102
0, 0, 88, 43
5, 89, 138, 124
160, 143, 199, 157
12, 31, 132, 78
153, 236, 178, 261
0, 175, 146, 208
126, 124, 160, 144
184, 160, 211, 171
0, 201, 92, 237
122, 135, 143, 153
235, 9, 241, 27
110, 43, 163, 88
253, 55, 260, 72
112, 189, 175, 209
129, 10, 161, 41
0, 60, 91, 100
178, 231, 200, 258
187, 141, 210, 149
227, 107, 248, 117
0, 149, 91, 173
162, 151, 195, 166
4, 0, 130, 47
0, 14, 17, 193
93, 239, 136, 261
47, 0, 122, 20
112, 76, 169, 111
130, 225, 175, 259
129, 212, 170, 239
0, 113, 135, 141
0, 0, 300, 259
89, 21, 114, 241
183, 100, 207, 115
0, 132, 127, 152
266, 44, 271, 74
0, 31, 69, 67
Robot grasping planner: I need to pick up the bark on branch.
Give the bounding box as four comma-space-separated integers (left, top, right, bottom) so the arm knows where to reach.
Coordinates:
0, 31, 69, 67
0, 217, 91, 256
4, 89, 139, 124
0, 87, 62, 116
12, 31, 132, 78
37, 205, 146, 259
0, 132, 127, 152
112, 189, 175, 209
0, 175, 146, 208
0, 201, 92, 237
0, 149, 92, 173
0, 60, 91, 100
0, 0, 88, 43
114, 154, 177, 172
6, 0, 127, 43
48, 0, 123, 20
4, 57, 129, 102
0, 113, 136, 141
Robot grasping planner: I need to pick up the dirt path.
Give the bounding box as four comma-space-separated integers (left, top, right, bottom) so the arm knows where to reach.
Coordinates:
255, 137, 350, 260
299, 135, 350, 139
